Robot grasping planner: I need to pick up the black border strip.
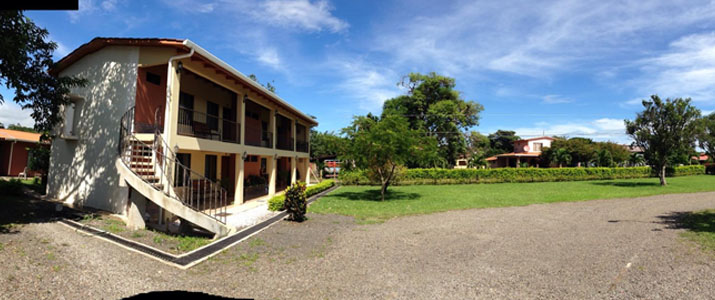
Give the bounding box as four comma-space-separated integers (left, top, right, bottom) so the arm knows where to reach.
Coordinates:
60, 185, 339, 267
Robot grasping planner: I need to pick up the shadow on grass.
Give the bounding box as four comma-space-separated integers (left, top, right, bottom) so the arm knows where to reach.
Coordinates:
589, 181, 660, 188
656, 210, 715, 234
328, 189, 421, 202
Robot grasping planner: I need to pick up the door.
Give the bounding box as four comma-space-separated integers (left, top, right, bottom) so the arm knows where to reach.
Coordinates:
221, 155, 235, 196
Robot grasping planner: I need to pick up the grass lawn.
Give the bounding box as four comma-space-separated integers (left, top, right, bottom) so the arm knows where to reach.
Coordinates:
310, 175, 715, 223
677, 209, 715, 254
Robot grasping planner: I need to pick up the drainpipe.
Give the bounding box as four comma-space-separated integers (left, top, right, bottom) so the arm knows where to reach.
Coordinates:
161, 47, 195, 197
162, 47, 195, 136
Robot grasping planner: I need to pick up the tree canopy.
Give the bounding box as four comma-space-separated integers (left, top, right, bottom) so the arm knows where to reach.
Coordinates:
487, 130, 520, 156
340, 114, 438, 200
0, 11, 86, 134
381, 72, 483, 167
698, 112, 715, 160
310, 129, 344, 160
625, 95, 701, 185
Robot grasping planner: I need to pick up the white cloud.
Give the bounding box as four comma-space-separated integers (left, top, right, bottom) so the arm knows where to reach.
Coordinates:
0, 102, 34, 128
511, 118, 628, 143
256, 48, 282, 70
372, 1, 715, 78
542, 94, 572, 104
68, 0, 121, 23
703, 110, 714, 116
256, 0, 348, 33
326, 58, 400, 112
161, 0, 216, 13
633, 32, 715, 104
101, 0, 117, 11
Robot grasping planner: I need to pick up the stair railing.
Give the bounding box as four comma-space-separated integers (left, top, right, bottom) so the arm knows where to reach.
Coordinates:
119, 106, 228, 224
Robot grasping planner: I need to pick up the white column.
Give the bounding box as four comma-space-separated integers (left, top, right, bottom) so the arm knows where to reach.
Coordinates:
291, 157, 297, 184
234, 155, 244, 205
268, 155, 277, 196
305, 160, 312, 185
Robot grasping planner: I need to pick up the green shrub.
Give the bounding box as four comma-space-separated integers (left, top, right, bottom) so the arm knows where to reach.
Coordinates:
305, 179, 335, 198
284, 182, 307, 222
268, 194, 285, 211
268, 179, 336, 211
669, 165, 706, 176
0, 179, 24, 196
338, 166, 708, 186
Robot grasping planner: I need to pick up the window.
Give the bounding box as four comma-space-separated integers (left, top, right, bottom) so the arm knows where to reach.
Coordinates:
63, 97, 82, 138
205, 155, 217, 181
175, 153, 191, 186
533, 143, 543, 152
146, 72, 161, 85
206, 101, 219, 131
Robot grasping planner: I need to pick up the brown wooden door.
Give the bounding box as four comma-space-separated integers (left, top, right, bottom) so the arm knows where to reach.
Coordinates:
221, 155, 235, 196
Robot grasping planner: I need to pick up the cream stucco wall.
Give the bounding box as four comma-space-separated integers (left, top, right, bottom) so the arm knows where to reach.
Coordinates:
48, 46, 139, 213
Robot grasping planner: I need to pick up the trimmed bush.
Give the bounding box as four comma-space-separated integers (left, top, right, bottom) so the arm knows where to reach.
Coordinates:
268, 179, 336, 211
284, 182, 307, 222
669, 165, 706, 177
339, 166, 705, 186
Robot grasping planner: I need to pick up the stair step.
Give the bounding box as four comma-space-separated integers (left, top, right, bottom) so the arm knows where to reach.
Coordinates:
133, 170, 155, 176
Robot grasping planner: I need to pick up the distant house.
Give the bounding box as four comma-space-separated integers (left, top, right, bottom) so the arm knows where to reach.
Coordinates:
0, 129, 48, 177
486, 136, 555, 168
692, 153, 710, 164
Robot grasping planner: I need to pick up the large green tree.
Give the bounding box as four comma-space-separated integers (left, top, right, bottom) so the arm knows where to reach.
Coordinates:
341, 114, 438, 200
381, 72, 483, 167
625, 95, 701, 185
0, 11, 85, 134
487, 130, 520, 156
698, 112, 715, 160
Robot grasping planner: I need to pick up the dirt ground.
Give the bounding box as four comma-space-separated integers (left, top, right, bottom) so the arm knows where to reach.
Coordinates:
1, 191, 714, 299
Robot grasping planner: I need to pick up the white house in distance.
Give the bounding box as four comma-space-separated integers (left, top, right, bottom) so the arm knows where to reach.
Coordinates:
47, 38, 316, 237
486, 136, 555, 168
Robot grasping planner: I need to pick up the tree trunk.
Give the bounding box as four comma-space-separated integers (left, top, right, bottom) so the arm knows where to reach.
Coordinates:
659, 165, 667, 186
380, 182, 387, 201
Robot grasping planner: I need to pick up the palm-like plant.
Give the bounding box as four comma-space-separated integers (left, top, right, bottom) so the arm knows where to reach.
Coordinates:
551, 148, 572, 168
628, 153, 645, 167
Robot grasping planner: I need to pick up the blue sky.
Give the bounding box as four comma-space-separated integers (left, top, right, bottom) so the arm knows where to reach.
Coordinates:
2, 0, 715, 143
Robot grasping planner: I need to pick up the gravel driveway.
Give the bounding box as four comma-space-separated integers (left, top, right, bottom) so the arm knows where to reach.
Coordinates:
1, 191, 714, 299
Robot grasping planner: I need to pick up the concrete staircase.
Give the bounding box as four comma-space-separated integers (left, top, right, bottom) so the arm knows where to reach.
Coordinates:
117, 107, 232, 237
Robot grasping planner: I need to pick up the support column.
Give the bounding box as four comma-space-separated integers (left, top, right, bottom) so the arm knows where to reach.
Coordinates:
291, 157, 297, 184
240, 95, 246, 145
268, 155, 277, 196
161, 60, 182, 195
234, 155, 244, 205
305, 160, 312, 185
516, 157, 521, 168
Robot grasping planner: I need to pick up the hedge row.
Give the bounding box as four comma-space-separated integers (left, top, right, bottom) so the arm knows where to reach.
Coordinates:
339, 165, 706, 186
268, 179, 336, 211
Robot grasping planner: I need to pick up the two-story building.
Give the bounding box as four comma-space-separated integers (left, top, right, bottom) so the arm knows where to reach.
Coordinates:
486, 137, 554, 168
47, 38, 316, 237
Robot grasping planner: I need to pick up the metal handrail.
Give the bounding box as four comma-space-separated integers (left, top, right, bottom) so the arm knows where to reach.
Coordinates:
119, 106, 228, 224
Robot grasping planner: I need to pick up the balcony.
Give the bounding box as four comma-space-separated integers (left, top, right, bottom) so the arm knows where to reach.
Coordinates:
177, 107, 240, 144
296, 140, 308, 153
277, 137, 294, 151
